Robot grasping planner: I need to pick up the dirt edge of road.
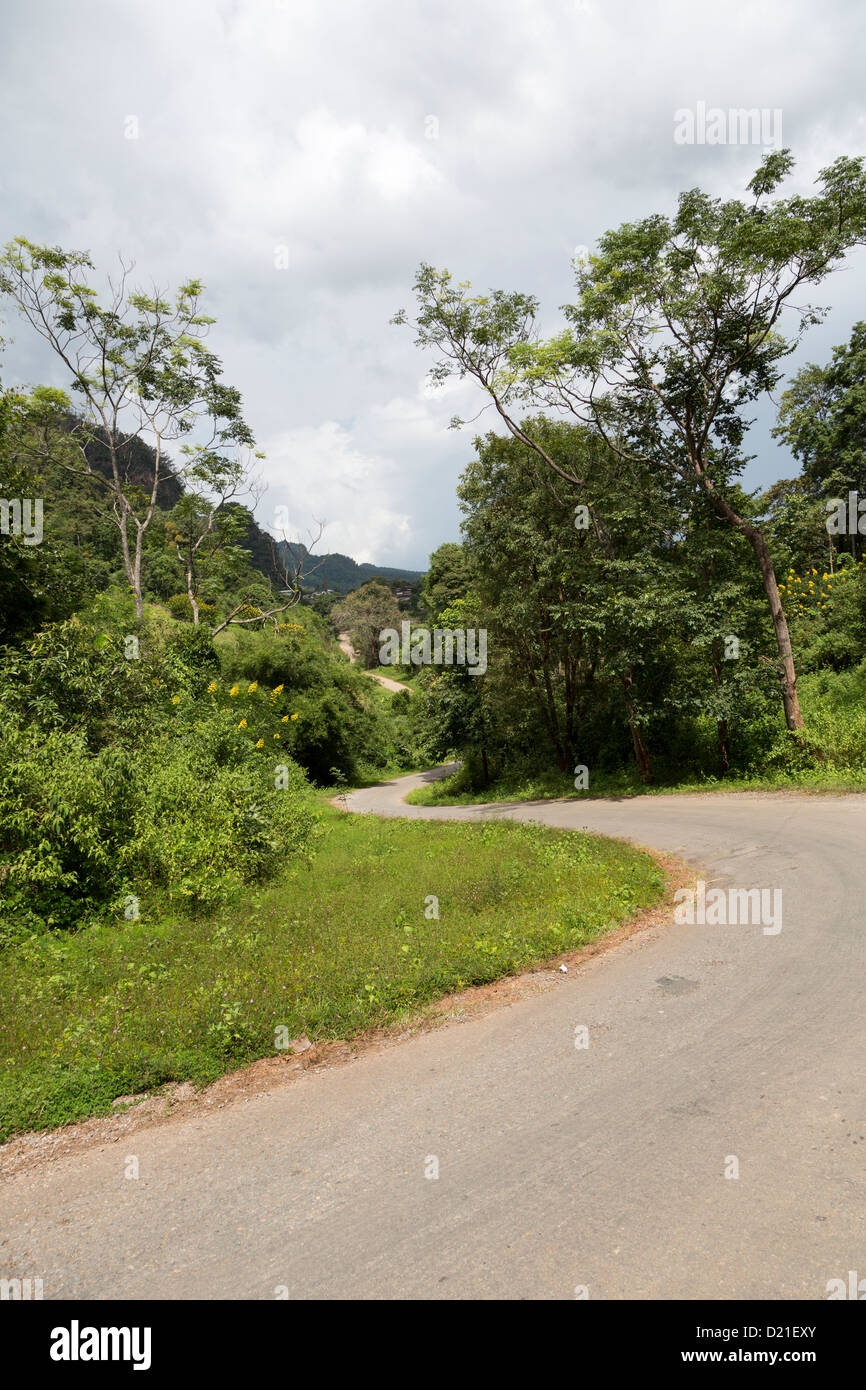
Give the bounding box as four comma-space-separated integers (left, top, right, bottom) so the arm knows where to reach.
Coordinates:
0, 847, 696, 1182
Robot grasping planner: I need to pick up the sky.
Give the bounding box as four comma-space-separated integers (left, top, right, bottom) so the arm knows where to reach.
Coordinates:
1, 0, 865, 568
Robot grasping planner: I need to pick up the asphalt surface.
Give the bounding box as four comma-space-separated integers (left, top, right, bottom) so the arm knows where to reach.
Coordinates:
2, 767, 864, 1300
337, 633, 412, 692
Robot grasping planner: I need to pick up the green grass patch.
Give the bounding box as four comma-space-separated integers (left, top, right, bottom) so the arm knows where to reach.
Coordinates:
405, 763, 866, 805
0, 806, 664, 1141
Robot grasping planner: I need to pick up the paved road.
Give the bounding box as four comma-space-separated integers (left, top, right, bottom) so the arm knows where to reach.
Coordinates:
2, 769, 864, 1299
338, 632, 412, 693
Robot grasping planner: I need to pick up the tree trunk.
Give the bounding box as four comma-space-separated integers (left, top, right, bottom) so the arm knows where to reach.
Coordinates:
699, 478, 804, 732
629, 721, 653, 783
709, 638, 730, 776
520, 649, 568, 770
717, 719, 730, 776
186, 561, 200, 626
116, 506, 143, 622
132, 548, 143, 623
620, 672, 652, 783
743, 526, 803, 730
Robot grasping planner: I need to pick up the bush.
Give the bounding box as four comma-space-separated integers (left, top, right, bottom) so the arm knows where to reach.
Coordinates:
756, 662, 866, 774
0, 616, 320, 932
216, 622, 332, 692
130, 725, 317, 906
0, 726, 138, 932
0, 713, 319, 929
165, 593, 215, 622
215, 624, 399, 782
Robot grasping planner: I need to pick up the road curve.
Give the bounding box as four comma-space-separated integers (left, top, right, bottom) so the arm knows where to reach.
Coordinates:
1, 769, 864, 1300
338, 631, 412, 693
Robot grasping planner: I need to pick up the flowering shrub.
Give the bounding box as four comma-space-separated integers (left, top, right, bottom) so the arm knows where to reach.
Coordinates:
215, 627, 394, 781
0, 618, 319, 933
130, 721, 317, 907
778, 558, 864, 615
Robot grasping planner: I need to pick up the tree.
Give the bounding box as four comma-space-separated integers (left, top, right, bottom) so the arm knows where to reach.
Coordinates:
0, 238, 254, 622
397, 151, 866, 735
209, 525, 326, 635
421, 542, 471, 623
458, 419, 686, 780
773, 321, 866, 561
416, 597, 493, 785
167, 453, 262, 626
332, 581, 402, 668
0, 383, 118, 642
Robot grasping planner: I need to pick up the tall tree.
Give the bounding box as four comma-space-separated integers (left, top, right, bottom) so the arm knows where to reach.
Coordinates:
168, 452, 262, 626
397, 151, 866, 735
0, 238, 253, 621
459, 419, 685, 780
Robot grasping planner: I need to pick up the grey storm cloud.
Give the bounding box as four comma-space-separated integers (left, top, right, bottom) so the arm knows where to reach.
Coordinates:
1, 0, 865, 565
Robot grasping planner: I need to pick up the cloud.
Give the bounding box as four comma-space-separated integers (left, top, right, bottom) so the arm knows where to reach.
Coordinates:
258, 421, 412, 564
0, 0, 864, 565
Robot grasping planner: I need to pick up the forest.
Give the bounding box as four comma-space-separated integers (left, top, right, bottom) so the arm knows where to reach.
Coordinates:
396, 151, 866, 801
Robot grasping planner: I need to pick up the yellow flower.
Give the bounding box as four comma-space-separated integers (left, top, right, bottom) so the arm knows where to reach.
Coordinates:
290, 712, 299, 721
247, 682, 258, 694
281, 715, 289, 723
274, 733, 280, 740
207, 680, 218, 692
172, 695, 180, 705
229, 685, 239, 697
238, 718, 247, 729
255, 738, 264, 748
273, 684, 284, 695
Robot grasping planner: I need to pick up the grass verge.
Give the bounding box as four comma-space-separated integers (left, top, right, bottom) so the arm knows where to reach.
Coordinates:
405, 763, 866, 806
0, 804, 664, 1141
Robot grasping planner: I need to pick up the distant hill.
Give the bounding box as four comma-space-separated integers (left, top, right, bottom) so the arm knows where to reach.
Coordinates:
275, 540, 425, 593
41, 414, 424, 598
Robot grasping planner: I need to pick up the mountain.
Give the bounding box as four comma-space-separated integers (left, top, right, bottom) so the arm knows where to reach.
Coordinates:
34, 412, 423, 598
275, 541, 425, 593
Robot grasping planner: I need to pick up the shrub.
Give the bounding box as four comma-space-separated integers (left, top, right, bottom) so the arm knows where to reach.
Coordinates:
165, 593, 215, 622
0, 726, 138, 932
129, 725, 317, 906
0, 617, 320, 932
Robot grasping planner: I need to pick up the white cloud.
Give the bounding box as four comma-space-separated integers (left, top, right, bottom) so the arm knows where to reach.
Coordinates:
0, 0, 864, 564
259, 421, 412, 564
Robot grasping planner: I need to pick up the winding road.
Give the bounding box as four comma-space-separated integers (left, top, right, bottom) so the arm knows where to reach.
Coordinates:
338, 631, 412, 693
1, 767, 864, 1300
